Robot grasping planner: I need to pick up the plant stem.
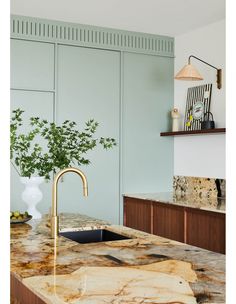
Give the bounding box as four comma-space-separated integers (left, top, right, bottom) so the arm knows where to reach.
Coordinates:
10, 161, 21, 177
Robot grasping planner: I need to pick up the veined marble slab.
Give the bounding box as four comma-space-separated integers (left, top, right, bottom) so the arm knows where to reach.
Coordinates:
11, 213, 225, 303
23, 266, 197, 304
124, 192, 225, 213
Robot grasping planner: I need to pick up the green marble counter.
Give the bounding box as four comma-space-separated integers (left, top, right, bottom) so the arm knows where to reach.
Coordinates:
11, 213, 225, 303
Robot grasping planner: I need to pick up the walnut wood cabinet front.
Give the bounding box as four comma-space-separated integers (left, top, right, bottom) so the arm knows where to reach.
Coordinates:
185, 207, 225, 254
11, 273, 46, 304
123, 196, 225, 254
152, 203, 184, 243
123, 197, 152, 233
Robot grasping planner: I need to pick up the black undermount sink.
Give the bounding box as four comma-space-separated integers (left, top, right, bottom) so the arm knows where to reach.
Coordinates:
60, 229, 131, 244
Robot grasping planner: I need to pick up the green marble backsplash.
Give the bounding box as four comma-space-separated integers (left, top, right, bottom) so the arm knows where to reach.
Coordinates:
173, 176, 226, 199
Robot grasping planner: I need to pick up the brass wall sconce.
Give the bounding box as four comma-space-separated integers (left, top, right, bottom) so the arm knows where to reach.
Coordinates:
175, 55, 222, 89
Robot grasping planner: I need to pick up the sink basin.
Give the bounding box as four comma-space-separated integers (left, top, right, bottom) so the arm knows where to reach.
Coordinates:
60, 229, 131, 244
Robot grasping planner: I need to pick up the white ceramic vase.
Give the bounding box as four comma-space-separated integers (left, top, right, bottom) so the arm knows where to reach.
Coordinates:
20, 176, 44, 219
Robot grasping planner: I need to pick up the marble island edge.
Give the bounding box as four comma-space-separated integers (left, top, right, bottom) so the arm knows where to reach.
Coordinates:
11, 213, 225, 304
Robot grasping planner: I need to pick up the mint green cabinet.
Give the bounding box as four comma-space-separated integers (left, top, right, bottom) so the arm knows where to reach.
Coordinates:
10, 38, 55, 215
122, 52, 173, 194
10, 19, 174, 224
11, 39, 54, 90
57, 45, 120, 224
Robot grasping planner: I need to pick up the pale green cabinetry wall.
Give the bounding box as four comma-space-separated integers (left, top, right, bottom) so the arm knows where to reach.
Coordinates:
122, 52, 174, 192
10, 15, 174, 224
10, 39, 55, 215
56, 45, 120, 223
11, 39, 55, 90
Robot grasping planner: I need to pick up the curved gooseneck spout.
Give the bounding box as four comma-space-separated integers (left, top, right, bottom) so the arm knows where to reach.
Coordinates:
51, 167, 88, 239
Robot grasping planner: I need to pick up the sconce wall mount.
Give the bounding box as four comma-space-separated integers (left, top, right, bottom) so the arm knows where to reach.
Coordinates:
175, 55, 222, 89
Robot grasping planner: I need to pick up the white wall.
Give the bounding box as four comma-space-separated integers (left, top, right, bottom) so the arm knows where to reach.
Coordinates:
174, 20, 225, 178
10, 0, 225, 37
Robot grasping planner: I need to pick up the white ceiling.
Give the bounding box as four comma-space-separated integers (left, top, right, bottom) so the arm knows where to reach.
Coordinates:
10, 0, 225, 37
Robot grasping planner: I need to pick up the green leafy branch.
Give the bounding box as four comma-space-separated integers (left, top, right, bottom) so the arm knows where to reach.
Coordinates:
10, 109, 117, 180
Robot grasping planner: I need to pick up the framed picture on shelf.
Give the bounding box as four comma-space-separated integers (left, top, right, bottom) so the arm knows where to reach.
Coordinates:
184, 84, 212, 131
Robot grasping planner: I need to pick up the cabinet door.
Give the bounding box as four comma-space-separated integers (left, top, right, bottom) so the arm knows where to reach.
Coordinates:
11, 274, 46, 304
57, 45, 120, 224
153, 203, 184, 242
11, 39, 54, 90
186, 208, 225, 254
124, 197, 152, 233
122, 52, 174, 196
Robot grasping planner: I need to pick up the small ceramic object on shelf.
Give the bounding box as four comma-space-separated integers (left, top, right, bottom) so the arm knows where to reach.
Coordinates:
171, 108, 180, 132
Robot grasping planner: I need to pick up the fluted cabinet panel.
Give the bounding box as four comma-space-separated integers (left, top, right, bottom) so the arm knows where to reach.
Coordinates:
11, 15, 174, 57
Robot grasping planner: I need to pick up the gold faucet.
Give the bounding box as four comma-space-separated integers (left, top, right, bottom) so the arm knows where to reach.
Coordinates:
51, 167, 88, 239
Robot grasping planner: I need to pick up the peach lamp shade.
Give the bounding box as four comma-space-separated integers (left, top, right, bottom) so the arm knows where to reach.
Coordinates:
175, 64, 203, 81
174, 55, 222, 89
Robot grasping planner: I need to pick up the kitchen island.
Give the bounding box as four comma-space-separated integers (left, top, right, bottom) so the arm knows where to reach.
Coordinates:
11, 213, 225, 304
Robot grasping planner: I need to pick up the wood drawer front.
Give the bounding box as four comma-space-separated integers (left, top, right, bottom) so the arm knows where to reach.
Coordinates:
11, 273, 46, 304
186, 208, 225, 254
153, 203, 184, 242
124, 197, 152, 233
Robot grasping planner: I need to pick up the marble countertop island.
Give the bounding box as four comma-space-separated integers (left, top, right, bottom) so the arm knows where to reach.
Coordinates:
124, 192, 226, 213
11, 213, 225, 303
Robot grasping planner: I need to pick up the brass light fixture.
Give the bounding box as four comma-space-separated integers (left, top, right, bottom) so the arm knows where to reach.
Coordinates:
175, 55, 222, 89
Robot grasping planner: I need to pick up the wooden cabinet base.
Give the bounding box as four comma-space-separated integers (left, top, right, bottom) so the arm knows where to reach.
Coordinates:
124, 197, 152, 233
153, 203, 184, 243
11, 273, 46, 304
186, 208, 225, 254
123, 196, 225, 254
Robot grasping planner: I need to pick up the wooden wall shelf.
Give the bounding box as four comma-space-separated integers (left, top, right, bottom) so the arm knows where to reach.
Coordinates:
160, 128, 226, 137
